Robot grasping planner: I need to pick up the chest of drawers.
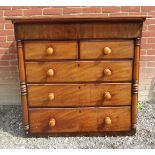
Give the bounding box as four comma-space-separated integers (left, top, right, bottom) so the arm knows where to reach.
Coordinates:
9, 16, 146, 136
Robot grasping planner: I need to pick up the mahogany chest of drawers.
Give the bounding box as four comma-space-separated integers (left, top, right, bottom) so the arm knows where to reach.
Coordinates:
9, 16, 146, 136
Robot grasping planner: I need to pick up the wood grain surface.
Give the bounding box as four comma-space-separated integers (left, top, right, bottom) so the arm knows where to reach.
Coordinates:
17, 41, 29, 134
132, 38, 141, 129
24, 41, 78, 60
15, 22, 142, 40
28, 83, 131, 107
10, 16, 146, 135
80, 40, 134, 59
29, 107, 131, 133
26, 61, 133, 82
8, 16, 147, 23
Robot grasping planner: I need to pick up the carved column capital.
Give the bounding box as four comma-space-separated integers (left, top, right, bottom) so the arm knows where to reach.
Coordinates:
17, 40, 23, 48
136, 38, 141, 46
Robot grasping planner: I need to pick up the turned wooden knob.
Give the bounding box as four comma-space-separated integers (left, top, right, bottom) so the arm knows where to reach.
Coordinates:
105, 117, 112, 125
48, 93, 54, 101
47, 47, 54, 55
104, 92, 111, 100
47, 69, 54, 76
103, 47, 111, 55
104, 69, 111, 76
49, 118, 56, 127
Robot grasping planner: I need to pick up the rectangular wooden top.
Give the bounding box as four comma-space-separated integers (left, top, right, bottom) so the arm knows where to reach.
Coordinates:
6, 16, 149, 24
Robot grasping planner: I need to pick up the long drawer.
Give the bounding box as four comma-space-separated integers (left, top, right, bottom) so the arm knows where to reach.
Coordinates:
29, 107, 131, 133
28, 83, 131, 107
80, 40, 134, 59
26, 61, 133, 82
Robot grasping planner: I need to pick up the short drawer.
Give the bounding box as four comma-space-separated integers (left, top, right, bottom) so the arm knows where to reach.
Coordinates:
26, 61, 132, 82
24, 41, 78, 60
28, 83, 131, 107
80, 40, 134, 59
29, 107, 131, 133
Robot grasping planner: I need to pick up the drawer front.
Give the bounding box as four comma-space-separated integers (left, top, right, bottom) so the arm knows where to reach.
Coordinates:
24, 41, 77, 60
28, 83, 131, 107
29, 107, 131, 133
26, 61, 132, 82
80, 40, 134, 59
15, 22, 142, 40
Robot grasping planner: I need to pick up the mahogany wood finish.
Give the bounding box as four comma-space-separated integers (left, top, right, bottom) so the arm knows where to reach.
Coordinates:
27, 83, 131, 107
9, 16, 146, 136
132, 38, 141, 129
26, 61, 133, 82
14, 22, 143, 40
7, 16, 147, 23
24, 41, 78, 60
80, 40, 134, 59
17, 41, 29, 134
29, 107, 131, 133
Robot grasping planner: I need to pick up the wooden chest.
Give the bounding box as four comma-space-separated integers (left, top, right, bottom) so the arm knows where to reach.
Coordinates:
9, 16, 146, 136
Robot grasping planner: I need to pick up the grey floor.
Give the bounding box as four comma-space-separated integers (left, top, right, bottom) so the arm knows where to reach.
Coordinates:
0, 101, 155, 149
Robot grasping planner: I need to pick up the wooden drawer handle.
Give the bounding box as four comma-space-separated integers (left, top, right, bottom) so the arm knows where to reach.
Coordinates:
104, 92, 111, 100
105, 117, 112, 125
104, 69, 111, 76
47, 69, 54, 76
103, 47, 111, 55
49, 118, 56, 127
48, 93, 54, 101
47, 47, 54, 55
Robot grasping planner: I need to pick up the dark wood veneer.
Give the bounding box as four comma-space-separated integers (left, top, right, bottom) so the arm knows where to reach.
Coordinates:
14, 22, 143, 40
